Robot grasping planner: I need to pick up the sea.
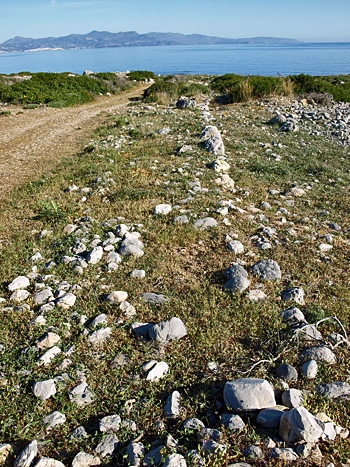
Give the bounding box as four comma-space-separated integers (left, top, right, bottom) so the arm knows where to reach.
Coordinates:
0, 42, 349, 76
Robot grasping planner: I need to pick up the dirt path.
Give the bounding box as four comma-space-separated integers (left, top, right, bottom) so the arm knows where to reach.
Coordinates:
0, 83, 149, 200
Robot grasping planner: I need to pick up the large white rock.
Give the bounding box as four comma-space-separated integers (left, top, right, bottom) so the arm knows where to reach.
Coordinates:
106, 291, 128, 304
224, 378, 276, 411
279, 407, 324, 443
162, 453, 187, 467
42, 411, 66, 430
56, 293, 76, 309
37, 346, 61, 365
144, 361, 169, 382
36, 332, 60, 350
8, 276, 30, 292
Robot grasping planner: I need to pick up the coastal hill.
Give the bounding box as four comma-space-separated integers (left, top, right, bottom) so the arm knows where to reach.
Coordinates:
0, 30, 299, 52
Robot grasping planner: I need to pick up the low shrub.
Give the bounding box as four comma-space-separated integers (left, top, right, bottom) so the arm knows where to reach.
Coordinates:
128, 70, 155, 81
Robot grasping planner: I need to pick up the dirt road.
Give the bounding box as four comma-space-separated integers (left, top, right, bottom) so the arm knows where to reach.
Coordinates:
0, 84, 149, 200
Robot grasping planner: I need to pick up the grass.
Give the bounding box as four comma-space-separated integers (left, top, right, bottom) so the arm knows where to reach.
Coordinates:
0, 74, 350, 465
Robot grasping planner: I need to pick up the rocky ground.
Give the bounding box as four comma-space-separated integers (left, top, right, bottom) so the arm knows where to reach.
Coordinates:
0, 87, 350, 466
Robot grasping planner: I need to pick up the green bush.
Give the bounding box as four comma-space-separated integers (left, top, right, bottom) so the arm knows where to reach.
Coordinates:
128, 70, 155, 81
0, 71, 134, 107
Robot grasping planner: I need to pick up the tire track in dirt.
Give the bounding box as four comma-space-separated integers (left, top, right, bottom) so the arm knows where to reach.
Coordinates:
0, 84, 150, 201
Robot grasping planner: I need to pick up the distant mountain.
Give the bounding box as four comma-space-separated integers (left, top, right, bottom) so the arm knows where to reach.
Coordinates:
0, 30, 300, 52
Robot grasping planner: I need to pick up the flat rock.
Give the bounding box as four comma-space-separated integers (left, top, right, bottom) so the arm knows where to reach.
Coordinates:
71, 452, 101, 467
10, 290, 30, 303
224, 378, 276, 411
280, 306, 306, 324
95, 433, 119, 458
251, 259, 281, 281
143, 445, 164, 467
144, 361, 169, 382
42, 411, 66, 430
149, 317, 187, 343
37, 346, 61, 365
32, 379, 56, 400
69, 382, 94, 406
56, 293, 76, 309
88, 327, 112, 344
8, 276, 30, 291
131, 269, 146, 279
154, 204, 172, 215
33, 289, 53, 305
193, 217, 218, 229
14, 441, 38, 467
298, 345, 336, 364
140, 292, 168, 305
36, 332, 60, 350
173, 215, 189, 224
99, 414, 121, 433
316, 381, 350, 399
281, 287, 305, 305
279, 407, 324, 443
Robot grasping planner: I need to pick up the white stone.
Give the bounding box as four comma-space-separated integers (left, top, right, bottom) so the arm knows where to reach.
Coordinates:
154, 204, 172, 215
8, 276, 30, 292
227, 240, 244, 254
10, 290, 30, 303
106, 290, 128, 304
56, 293, 76, 309
282, 389, 304, 408
162, 453, 187, 467
87, 246, 103, 264
69, 382, 94, 406
279, 407, 324, 443
319, 243, 333, 252
224, 378, 276, 411
145, 361, 169, 382
164, 391, 181, 419
71, 452, 101, 467
99, 414, 121, 433
149, 317, 187, 344
36, 332, 60, 350
32, 379, 56, 400
42, 411, 66, 430
38, 346, 61, 365
88, 327, 112, 344
14, 440, 38, 467
34, 457, 65, 467
95, 433, 119, 458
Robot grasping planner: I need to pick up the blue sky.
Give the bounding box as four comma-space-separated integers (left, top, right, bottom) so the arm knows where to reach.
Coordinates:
1, 0, 349, 43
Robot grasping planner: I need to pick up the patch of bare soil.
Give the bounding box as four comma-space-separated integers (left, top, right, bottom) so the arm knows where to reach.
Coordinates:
0, 84, 149, 201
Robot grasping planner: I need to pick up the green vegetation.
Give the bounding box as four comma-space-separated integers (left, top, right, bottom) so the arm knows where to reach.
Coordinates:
0, 71, 134, 107
0, 74, 350, 465
127, 70, 155, 81
211, 73, 350, 103
143, 75, 211, 103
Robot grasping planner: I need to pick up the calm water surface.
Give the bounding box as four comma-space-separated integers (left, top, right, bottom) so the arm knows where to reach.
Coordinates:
0, 43, 349, 76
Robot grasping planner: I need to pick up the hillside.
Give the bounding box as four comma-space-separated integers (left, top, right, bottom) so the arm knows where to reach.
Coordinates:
0, 30, 300, 52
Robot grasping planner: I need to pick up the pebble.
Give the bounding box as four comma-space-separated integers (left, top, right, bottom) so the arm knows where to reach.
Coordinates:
154, 204, 172, 215
164, 391, 181, 419
281, 286, 305, 305
36, 332, 60, 349
301, 359, 318, 379
71, 452, 101, 467
144, 361, 169, 382
193, 217, 218, 229
56, 293, 76, 309
88, 327, 112, 344
69, 382, 94, 405
276, 363, 298, 381
37, 346, 61, 365
131, 269, 146, 279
